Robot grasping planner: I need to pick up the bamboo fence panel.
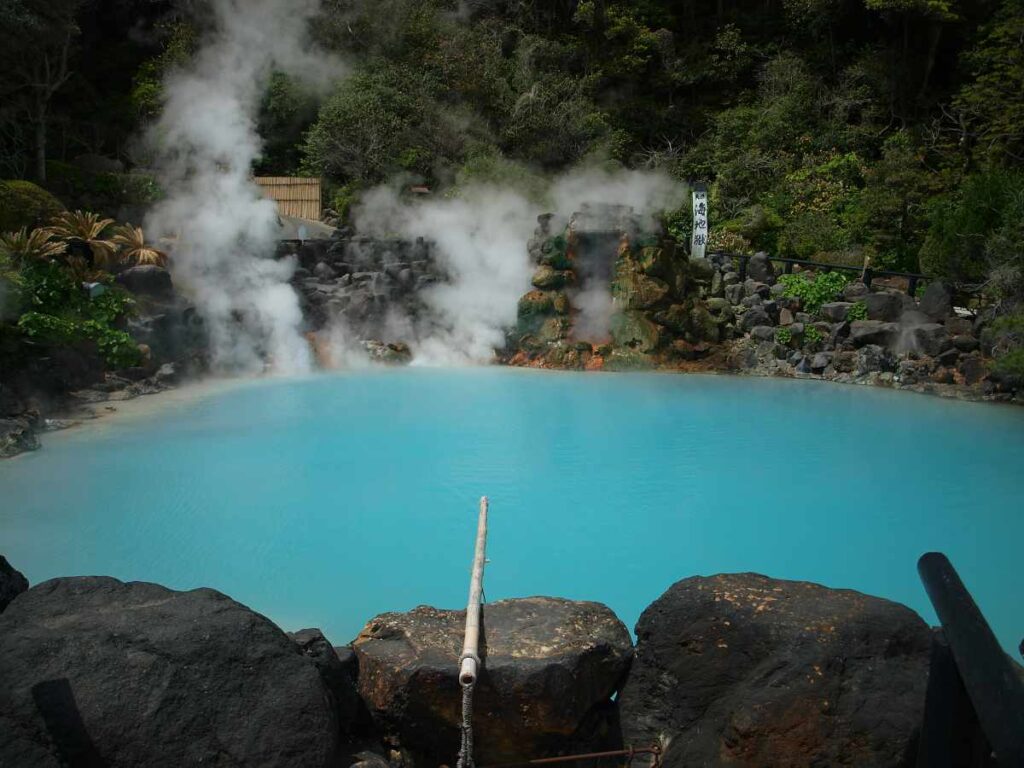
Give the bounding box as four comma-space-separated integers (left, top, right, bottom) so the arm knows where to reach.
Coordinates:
254, 177, 322, 220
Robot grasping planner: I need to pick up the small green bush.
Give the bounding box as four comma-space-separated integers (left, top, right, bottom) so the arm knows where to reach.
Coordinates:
994, 348, 1024, 378
847, 301, 868, 321
804, 324, 824, 343
778, 271, 850, 314
775, 327, 792, 344
10, 259, 139, 368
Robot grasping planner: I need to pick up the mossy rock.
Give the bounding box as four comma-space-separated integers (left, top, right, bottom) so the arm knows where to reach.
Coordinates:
544, 342, 585, 369
654, 303, 691, 335
689, 303, 719, 343
517, 290, 568, 335
637, 246, 674, 282
610, 311, 664, 353
0, 181, 64, 233
603, 348, 657, 371
539, 234, 572, 270
612, 268, 670, 310
537, 315, 570, 344
532, 265, 573, 290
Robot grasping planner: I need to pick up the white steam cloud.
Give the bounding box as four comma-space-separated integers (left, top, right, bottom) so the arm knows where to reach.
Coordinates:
144, 0, 341, 374
351, 168, 685, 364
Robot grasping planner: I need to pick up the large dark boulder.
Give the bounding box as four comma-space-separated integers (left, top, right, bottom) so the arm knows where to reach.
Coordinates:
909, 324, 951, 357
919, 281, 953, 322
850, 320, 899, 348
0, 556, 28, 613
353, 597, 633, 765
619, 573, 931, 768
740, 307, 772, 333
115, 265, 174, 298
864, 292, 905, 322
747, 253, 775, 284
289, 628, 365, 739
0, 577, 339, 767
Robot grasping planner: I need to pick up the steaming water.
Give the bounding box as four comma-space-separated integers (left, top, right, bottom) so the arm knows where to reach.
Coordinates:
2, 370, 1022, 654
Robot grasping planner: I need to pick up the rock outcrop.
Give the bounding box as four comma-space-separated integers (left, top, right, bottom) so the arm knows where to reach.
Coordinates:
618, 573, 931, 768
290, 628, 366, 739
283, 236, 443, 354
0, 577, 340, 767
0, 556, 28, 613
508, 206, 724, 370
353, 597, 633, 765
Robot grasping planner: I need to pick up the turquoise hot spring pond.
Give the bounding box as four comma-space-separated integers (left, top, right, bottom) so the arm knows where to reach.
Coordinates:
1, 368, 1022, 653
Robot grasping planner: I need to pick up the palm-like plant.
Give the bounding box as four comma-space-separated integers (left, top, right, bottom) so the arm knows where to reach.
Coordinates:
45, 211, 118, 270
112, 224, 169, 268
0, 228, 68, 264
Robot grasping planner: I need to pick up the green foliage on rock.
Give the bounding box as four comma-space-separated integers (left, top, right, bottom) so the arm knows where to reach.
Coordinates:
848, 301, 869, 321
779, 271, 851, 314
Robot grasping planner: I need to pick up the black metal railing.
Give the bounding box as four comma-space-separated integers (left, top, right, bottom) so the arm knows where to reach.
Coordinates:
916, 553, 1024, 767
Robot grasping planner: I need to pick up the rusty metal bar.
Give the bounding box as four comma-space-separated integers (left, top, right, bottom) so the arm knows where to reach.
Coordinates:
477, 745, 661, 768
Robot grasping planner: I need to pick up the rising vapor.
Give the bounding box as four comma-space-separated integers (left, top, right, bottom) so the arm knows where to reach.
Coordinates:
144, 0, 341, 374
351, 168, 685, 364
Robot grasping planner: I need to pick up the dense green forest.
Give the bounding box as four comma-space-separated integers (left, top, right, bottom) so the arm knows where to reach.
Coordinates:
1, 0, 1023, 315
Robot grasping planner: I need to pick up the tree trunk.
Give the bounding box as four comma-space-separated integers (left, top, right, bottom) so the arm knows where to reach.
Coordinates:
920, 22, 942, 99
34, 105, 47, 184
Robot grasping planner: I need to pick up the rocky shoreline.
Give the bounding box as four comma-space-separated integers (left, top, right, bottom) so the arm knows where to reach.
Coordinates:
502, 209, 1023, 406
5, 214, 1022, 461
0, 555, 954, 768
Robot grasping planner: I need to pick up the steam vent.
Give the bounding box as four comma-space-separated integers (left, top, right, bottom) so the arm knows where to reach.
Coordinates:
509, 204, 724, 371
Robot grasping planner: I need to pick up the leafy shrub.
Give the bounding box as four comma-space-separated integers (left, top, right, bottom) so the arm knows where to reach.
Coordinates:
9, 259, 139, 368
920, 170, 1024, 285
994, 348, 1024, 378
987, 310, 1024, 374
804, 324, 824, 343
778, 271, 850, 313
0, 181, 64, 233
45, 163, 162, 217
775, 327, 792, 344
847, 301, 868, 321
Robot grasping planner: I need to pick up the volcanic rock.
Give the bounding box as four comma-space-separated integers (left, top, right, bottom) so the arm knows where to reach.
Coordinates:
0, 577, 339, 767
618, 573, 931, 768
820, 302, 853, 322
353, 597, 633, 765
290, 628, 364, 738
115, 265, 173, 297
919, 280, 953, 321
0, 414, 40, 459
747, 252, 775, 284
909, 324, 950, 357
864, 292, 905, 322
850, 320, 899, 348
0, 556, 28, 613
740, 307, 772, 333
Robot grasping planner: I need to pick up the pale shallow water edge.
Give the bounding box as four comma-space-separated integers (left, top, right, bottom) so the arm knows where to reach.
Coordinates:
2, 367, 1022, 655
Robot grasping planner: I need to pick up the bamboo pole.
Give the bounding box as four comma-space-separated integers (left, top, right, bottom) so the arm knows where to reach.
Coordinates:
459, 496, 489, 687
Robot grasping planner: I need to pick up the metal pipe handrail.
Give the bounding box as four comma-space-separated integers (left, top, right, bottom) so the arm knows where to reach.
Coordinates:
917, 553, 1024, 766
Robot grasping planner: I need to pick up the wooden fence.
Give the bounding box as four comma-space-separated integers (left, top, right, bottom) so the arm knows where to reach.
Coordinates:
254, 177, 322, 221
